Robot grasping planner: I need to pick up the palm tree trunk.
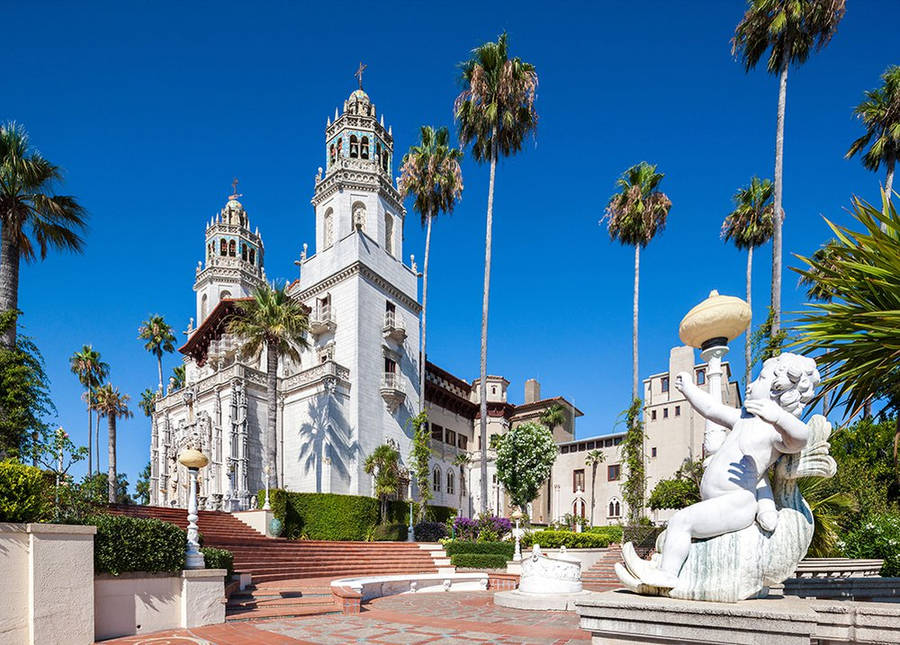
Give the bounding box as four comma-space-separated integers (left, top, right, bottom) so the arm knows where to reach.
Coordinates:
590, 465, 597, 526
95, 409, 101, 475
86, 395, 93, 477
745, 246, 753, 386
0, 222, 21, 347
632, 244, 640, 400
266, 341, 278, 491
420, 213, 433, 414
157, 355, 163, 392
108, 415, 116, 503
479, 126, 498, 514
886, 154, 895, 201
771, 54, 789, 338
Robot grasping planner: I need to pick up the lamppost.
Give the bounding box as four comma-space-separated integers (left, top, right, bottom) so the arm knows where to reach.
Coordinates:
178, 448, 209, 569
406, 470, 415, 542
511, 508, 524, 561
263, 463, 271, 511
679, 290, 751, 453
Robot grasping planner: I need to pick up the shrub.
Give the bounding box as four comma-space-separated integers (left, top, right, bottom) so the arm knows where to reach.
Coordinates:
452, 514, 511, 541
263, 490, 379, 540
0, 460, 47, 523
414, 521, 447, 542
91, 514, 185, 575
842, 512, 900, 577
384, 500, 456, 525
522, 530, 612, 549
373, 523, 408, 541
201, 547, 234, 578
443, 540, 514, 559
588, 525, 624, 543
450, 553, 508, 569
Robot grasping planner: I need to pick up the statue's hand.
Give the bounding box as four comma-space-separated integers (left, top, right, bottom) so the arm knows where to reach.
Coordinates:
745, 399, 781, 424
674, 372, 692, 393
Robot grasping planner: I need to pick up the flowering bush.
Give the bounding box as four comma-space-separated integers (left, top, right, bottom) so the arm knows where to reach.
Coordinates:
841, 512, 900, 577
451, 513, 511, 541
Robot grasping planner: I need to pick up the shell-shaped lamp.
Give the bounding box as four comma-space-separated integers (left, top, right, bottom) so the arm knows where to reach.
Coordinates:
178, 448, 209, 470
679, 290, 751, 349
511, 509, 525, 521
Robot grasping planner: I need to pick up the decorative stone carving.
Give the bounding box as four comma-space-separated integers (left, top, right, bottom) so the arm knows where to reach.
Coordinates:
519, 545, 583, 595
616, 353, 833, 603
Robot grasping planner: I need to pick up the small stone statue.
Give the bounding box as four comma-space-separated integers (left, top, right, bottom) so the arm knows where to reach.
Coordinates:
617, 353, 835, 602
316, 166, 323, 182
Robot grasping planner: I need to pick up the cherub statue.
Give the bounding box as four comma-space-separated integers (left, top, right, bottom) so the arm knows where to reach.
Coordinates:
617, 352, 834, 602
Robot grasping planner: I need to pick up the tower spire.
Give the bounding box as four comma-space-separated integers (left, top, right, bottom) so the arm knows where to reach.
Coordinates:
230, 177, 242, 200
354, 62, 367, 90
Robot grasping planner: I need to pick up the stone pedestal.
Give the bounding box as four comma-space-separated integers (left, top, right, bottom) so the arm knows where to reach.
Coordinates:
576, 590, 900, 644
181, 569, 227, 628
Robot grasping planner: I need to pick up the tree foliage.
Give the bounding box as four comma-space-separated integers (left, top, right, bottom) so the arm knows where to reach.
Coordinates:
408, 411, 432, 513
135, 461, 151, 505
846, 65, 900, 187
721, 177, 775, 250
364, 443, 401, 521
621, 399, 646, 524
495, 421, 556, 510
648, 478, 700, 511
603, 162, 671, 249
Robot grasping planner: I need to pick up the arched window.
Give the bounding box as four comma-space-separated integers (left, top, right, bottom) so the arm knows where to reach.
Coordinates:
615, 501, 621, 517
608, 501, 615, 517
201, 294, 208, 321
249, 248, 256, 265
349, 135, 359, 158
573, 499, 586, 520
323, 208, 334, 248
376, 142, 382, 164
447, 471, 454, 495
433, 468, 441, 492
336, 138, 342, 158
352, 202, 366, 233
384, 213, 393, 256
329, 144, 335, 164
241, 243, 247, 262
228, 240, 236, 257
381, 151, 389, 172
360, 136, 369, 159
220, 239, 227, 256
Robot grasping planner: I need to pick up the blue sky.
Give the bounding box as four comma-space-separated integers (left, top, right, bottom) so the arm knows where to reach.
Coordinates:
5, 1, 898, 493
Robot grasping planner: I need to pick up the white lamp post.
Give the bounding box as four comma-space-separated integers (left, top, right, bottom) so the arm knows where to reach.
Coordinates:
511, 508, 525, 561
406, 473, 415, 542
263, 463, 271, 511
679, 290, 752, 454
178, 448, 209, 569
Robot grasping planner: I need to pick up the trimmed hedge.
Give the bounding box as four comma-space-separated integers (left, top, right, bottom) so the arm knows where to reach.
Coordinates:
522, 530, 613, 549
0, 460, 47, 523
201, 547, 234, 578
373, 523, 408, 541
92, 514, 186, 575
385, 499, 456, 525
588, 525, 624, 543
451, 553, 508, 569
443, 540, 514, 559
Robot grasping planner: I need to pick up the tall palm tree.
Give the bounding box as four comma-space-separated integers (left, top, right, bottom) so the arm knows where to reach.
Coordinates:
139, 388, 157, 418
93, 384, 132, 503
229, 283, 309, 493
398, 126, 464, 415
364, 443, 401, 522
0, 122, 87, 346
452, 452, 471, 515
585, 449, 606, 526
171, 364, 186, 391
455, 33, 538, 513
138, 315, 176, 392
721, 177, 775, 385
847, 65, 900, 206
732, 0, 846, 338
603, 162, 672, 400
69, 345, 109, 477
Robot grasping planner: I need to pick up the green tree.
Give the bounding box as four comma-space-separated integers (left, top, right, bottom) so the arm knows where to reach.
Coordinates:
69, 345, 108, 476
798, 476, 857, 557
364, 443, 401, 521
846, 65, 900, 203
135, 461, 151, 505
81, 471, 133, 505
452, 452, 471, 513
732, 0, 846, 337
647, 457, 704, 512
408, 411, 432, 515
138, 388, 157, 418
170, 364, 185, 391
0, 311, 55, 460
721, 177, 775, 385
603, 162, 672, 400
0, 122, 87, 347
793, 196, 900, 480
585, 449, 606, 526
495, 421, 556, 511
398, 126, 464, 414
93, 384, 132, 503
138, 315, 176, 392
28, 427, 88, 516
539, 403, 567, 434
455, 33, 538, 512
229, 283, 309, 493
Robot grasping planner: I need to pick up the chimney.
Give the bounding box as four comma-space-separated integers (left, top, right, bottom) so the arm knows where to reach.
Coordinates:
525, 378, 541, 404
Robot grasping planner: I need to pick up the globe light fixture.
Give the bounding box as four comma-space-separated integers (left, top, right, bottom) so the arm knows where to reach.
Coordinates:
178, 448, 209, 569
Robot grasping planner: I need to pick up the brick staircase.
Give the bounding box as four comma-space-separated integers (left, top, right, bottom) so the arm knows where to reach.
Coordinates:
106, 505, 445, 620
581, 545, 624, 592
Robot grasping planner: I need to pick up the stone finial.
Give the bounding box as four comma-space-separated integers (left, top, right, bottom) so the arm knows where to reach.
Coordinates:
380, 114, 384, 126
196, 261, 202, 275
334, 107, 339, 120
301, 243, 308, 262
410, 254, 418, 274
316, 167, 322, 182
327, 116, 331, 127
388, 125, 392, 136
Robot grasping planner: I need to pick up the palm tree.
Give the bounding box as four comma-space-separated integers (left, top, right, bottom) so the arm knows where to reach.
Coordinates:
228, 283, 309, 493
398, 126, 464, 415
138, 388, 157, 418
69, 345, 109, 477
455, 33, 538, 513
171, 364, 186, 391
93, 384, 132, 503
364, 443, 401, 521
539, 403, 567, 434
585, 449, 606, 526
732, 0, 846, 338
846, 65, 900, 206
452, 452, 471, 514
0, 122, 87, 346
721, 177, 775, 385
138, 315, 176, 392
602, 162, 672, 400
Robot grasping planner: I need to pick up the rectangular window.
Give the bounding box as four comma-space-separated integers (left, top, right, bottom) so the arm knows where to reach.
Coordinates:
608, 464, 621, 481
651, 410, 657, 421
661, 377, 669, 393
675, 405, 681, 416
431, 423, 443, 441
573, 469, 585, 492
651, 447, 657, 458
696, 369, 706, 385
586, 441, 595, 450
561, 445, 570, 454
604, 438, 613, 448
613, 437, 622, 446
458, 436, 468, 450
663, 408, 669, 419
384, 357, 396, 374
578, 443, 586, 452
445, 429, 457, 446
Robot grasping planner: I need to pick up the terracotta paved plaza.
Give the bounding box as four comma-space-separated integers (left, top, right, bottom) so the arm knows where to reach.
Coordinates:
100, 592, 590, 644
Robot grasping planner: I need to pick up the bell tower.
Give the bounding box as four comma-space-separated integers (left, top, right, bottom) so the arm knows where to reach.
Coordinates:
194, 181, 266, 323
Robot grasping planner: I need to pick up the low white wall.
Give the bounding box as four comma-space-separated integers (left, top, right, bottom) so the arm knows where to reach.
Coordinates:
332, 573, 489, 602
232, 509, 272, 536
0, 522, 96, 645
94, 569, 226, 641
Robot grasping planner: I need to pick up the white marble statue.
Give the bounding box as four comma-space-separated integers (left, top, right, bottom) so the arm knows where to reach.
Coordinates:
520, 545, 583, 595
617, 353, 837, 602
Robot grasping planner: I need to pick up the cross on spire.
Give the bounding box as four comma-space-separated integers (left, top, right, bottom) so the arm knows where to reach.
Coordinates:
355, 62, 367, 90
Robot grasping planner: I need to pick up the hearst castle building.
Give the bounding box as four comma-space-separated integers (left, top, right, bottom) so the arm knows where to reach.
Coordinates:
149, 86, 739, 525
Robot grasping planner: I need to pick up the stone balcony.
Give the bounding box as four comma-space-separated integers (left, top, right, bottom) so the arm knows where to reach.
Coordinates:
380, 372, 405, 412
309, 305, 336, 336
383, 311, 406, 343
